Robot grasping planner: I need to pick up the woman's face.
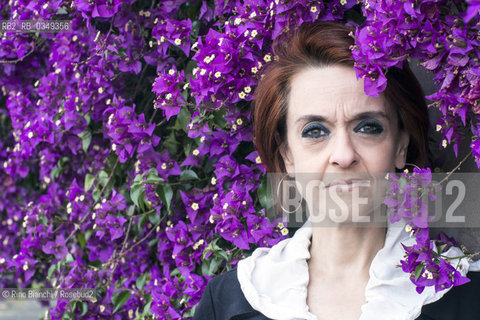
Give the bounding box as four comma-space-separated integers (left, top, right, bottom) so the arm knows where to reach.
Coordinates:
280, 65, 409, 223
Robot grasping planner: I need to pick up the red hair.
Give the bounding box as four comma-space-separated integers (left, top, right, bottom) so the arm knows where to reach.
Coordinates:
252, 21, 429, 172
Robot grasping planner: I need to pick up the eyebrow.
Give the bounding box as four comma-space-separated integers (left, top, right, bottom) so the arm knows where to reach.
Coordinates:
294, 111, 388, 125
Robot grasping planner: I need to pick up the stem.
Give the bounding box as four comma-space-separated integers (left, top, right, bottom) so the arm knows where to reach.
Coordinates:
130, 208, 157, 218
106, 217, 133, 286
0, 41, 36, 64
133, 64, 148, 99
148, 108, 158, 123
117, 219, 164, 258
73, 18, 115, 67
440, 254, 471, 260
435, 151, 472, 186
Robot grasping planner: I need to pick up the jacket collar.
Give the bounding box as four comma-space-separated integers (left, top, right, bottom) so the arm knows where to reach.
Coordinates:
237, 218, 476, 320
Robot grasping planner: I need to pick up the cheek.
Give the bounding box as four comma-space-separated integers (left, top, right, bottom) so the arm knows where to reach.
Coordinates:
358, 141, 397, 172
290, 145, 329, 174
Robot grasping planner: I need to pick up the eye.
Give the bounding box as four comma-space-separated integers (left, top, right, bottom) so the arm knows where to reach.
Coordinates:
354, 119, 384, 135
301, 122, 330, 138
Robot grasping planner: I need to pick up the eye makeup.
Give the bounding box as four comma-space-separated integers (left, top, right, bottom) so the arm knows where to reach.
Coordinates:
353, 119, 384, 135
301, 122, 330, 138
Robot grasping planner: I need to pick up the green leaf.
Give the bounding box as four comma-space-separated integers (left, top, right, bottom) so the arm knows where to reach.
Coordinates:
185, 305, 197, 318
142, 295, 152, 315
201, 260, 209, 275
213, 109, 228, 128
437, 243, 448, 254
76, 301, 88, 316
69, 300, 78, 315
38, 215, 48, 226
202, 239, 223, 260
50, 167, 61, 180
215, 250, 229, 262
158, 184, 173, 211
56, 8, 68, 14
148, 238, 160, 247
84, 229, 93, 241
182, 89, 188, 101
257, 178, 273, 209
84, 114, 91, 126
50, 157, 71, 181
133, 172, 144, 183
183, 141, 193, 157
186, 0, 202, 19
208, 258, 222, 275
85, 173, 95, 192
62, 306, 74, 320
112, 290, 131, 314
139, 215, 148, 228
398, 176, 408, 191
184, 60, 197, 76
117, 47, 127, 57
92, 187, 101, 202
145, 168, 163, 184
65, 253, 74, 263
135, 215, 148, 236
164, 131, 179, 155
180, 170, 199, 181
176, 106, 191, 132
148, 211, 160, 225
136, 273, 147, 290
191, 20, 201, 38
130, 184, 145, 208
77, 130, 92, 152
98, 170, 109, 187
127, 205, 135, 216
414, 264, 424, 281
78, 232, 86, 249
47, 264, 56, 278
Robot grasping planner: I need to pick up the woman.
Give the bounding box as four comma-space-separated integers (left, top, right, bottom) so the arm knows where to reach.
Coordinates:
193, 22, 480, 320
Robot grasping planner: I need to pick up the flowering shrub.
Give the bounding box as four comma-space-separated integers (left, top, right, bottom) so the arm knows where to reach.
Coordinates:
384, 168, 472, 293
0, 0, 479, 319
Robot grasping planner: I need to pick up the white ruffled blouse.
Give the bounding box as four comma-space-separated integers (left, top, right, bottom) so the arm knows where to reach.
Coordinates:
237, 218, 480, 320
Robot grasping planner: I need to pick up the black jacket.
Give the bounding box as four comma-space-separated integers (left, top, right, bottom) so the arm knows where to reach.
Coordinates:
193, 268, 480, 320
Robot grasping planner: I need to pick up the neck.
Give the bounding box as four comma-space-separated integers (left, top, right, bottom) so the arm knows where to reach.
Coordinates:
307, 224, 386, 280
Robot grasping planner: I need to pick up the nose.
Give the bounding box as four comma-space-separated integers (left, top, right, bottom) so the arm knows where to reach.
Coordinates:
328, 130, 358, 168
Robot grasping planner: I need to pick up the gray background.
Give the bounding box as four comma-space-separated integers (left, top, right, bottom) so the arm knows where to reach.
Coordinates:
0, 300, 48, 319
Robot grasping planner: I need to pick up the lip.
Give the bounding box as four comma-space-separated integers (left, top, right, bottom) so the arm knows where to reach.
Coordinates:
325, 179, 370, 188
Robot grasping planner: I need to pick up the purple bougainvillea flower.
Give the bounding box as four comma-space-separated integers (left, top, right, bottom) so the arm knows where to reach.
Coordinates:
152, 67, 186, 121
92, 0, 123, 18
215, 214, 250, 250
42, 235, 68, 260
464, 1, 480, 22
105, 215, 127, 241
87, 238, 114, 263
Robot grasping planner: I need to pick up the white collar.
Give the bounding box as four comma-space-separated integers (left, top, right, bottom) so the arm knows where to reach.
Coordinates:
237, 218, 479, 320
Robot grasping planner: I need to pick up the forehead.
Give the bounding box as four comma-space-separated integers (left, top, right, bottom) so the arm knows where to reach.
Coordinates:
287, 65, 391, 119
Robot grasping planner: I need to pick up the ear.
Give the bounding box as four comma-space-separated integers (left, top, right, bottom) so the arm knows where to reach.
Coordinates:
276, 131, 295, 176
394, 131, 409, 170
280, 143, 295, 175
